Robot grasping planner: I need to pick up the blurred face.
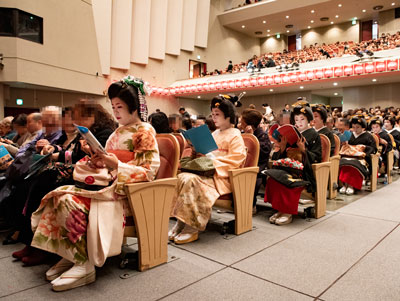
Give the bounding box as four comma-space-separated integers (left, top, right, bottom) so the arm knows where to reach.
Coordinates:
211, 108, 230, 130
13, 125, 27, 136
194, 119, 205, 128
111, 97, 135, 126
352, 123, 363, 135
371, 123, 381, 134
42, 110, 61, 134
384, 120, 393, 130
313, 112, 324, 129
73, 107, 95, 129
294, 114, 309, 132
237, 117, 247, 131
62, 111, 75, 133
27, 115, 42, 133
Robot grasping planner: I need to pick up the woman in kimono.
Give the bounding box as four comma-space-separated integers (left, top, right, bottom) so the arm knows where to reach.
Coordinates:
369, 118, 392, 172
30, 76, 160, 291
384, 116, 400, 167
265, 102, 322, 225
312, 104, 336, 156
339, 116, 377, 195
169, 95, 246, 244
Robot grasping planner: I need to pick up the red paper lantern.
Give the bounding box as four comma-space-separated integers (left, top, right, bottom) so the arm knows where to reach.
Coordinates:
215, 82, 222, 90
354, 64, 364, 75
235, 79, 243, 88
243, 79, 251, 87
179, 86, 185, 93
364, 63, 375, 73
162, 88, 169, 95
222, 81, 228, 89
266, 76, 274, 85
257, 76, 265, 86
344, 66, 353, 76
281, 74, 290, 83
228, 80, 235, 89
209, 82, 216, 90
306, 71, 315, 80
334, 67, 343, 77
315, 70, 324, 79
250, 78, 257, 86
196, 84, 203, 91
376, 61, 386, 72
324, 68, 333, 78
290, 73, 298, 82
170, 88, 176, 95
387, 59, 398, 71
203, 83, 210, 91
157, 87, 164, 94
298, 72, 307, 81
274, 75, 281, 84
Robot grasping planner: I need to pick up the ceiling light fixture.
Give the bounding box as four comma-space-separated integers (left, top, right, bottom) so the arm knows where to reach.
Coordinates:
267, 29, 270, 32
242, 25, 245, 28
197, 96, 201, 99
333, 82, 338, 86
263, 20, 266, 23
300, 86, 304, 89
392, 2, 396, 6
308, 26, 311, 29
269, 89, 274, 92
372, 78, 377, 82
338, 4, 342, 7
331, 21, 334, 24
334, 93, 338, 96
362, 9, 366, 12
287, 30, 290, 33
286, 15, 289, 19
267, 34, 270, 37
311, 10, 315, 13
311, 20, 314, 23
335, 15, 339, 18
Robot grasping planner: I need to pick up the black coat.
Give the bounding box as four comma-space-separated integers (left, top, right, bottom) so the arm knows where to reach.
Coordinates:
317, 127, 336, 156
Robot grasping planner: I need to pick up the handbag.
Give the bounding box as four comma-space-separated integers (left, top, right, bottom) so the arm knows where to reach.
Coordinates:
339, 144, 366, 158
73, 156, 113, 190
180, 156, 215, 177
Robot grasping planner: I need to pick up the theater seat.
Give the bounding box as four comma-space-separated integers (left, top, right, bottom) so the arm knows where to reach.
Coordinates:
328, 134, 341, 199
310, 134, 331, 218
214, 133, 260, 235
370, 134, 380, 192
172, 133, 185, 158
386, 133, 395, 184
124, 134, 179, 271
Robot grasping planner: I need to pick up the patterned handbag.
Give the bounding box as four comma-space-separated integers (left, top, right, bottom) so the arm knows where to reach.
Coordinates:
73, 156, 113, 189
180, 156, 216, 177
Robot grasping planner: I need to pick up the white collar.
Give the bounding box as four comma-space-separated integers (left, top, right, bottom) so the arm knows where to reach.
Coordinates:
315, 126, 326, 132
353, 130, 365, 139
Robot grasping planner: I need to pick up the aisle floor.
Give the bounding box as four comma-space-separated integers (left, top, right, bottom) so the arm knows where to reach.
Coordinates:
1, 176, 400, 300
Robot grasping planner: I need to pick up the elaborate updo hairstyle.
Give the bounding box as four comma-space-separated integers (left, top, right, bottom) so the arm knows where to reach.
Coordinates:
384, 116, 396, 128
210, 95, 238, 124
290, 100, 313, 125
311, 104, 328, 123
368, 117, 383, 131
350, 115, 367, 129
108, 80, 140, 116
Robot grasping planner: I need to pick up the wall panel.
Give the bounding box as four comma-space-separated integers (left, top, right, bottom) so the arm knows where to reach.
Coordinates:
131, 0, 151, 64
181, 0, 197, 52
111, 0, 133, 69
194, 0, 210, 48
149, 0, 168, 60
166, 0, 183, 55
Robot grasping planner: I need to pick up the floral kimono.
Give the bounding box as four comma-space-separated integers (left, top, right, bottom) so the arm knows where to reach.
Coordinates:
171, 127, 246, 231
31, 123, 160, 267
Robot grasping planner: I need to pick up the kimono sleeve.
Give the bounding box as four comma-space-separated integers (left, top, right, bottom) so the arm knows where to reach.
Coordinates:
305, 133, 322, 164
364, 133, 378, 157
115, 127, 160, 195
212, 134, 246, 178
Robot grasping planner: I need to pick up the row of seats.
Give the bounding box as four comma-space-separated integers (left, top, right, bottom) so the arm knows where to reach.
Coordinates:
122, 131, 396, 271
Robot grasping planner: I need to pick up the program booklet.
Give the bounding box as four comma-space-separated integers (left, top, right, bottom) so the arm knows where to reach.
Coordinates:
75, 125, 107, 154
182, 124, 218, 155
0, 145, 14, 170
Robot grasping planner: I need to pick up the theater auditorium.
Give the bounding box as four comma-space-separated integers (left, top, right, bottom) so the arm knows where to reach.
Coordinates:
1, 0, 400, 299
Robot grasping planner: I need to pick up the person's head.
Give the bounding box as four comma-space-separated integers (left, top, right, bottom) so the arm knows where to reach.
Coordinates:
179, 107, 186, 114
62, 107, 75, 133
336, 117, 350, 133
12, 114, 27, 136
350, 116, 367, 135
369, 118, 383, 134
210, 96, 237, 130
107, 78, 146, 125
205, 115, 217, 132
74, 101, 116, 133
26, 113, 42, 133
326, 116, 335, 131
248, 104, 256, 109
194, 115, 206, 128
168, 114, 182, 132
41, 106, 62, 134
239, 108, 263, 131
182, 118, 192, 130
150, 112, 171, 134
291, 104, 313, 132
312, 105, 328, 129
0, 117, 14, 136
384, 117, 396, 130
285, 104, 290, 110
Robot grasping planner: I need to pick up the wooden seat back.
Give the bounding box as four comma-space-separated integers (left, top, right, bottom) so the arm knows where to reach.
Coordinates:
333, 134, 340, 156
156, 134, 180, 179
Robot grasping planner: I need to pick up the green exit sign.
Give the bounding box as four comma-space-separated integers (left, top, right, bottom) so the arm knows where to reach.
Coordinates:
16, 99, 23, 105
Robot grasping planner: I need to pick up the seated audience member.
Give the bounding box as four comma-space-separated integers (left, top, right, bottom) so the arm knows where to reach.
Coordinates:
169, 114, 183, 133
0, 117, 16, 140
312, 105, 336, 156
182, 118, 192, 131
384, 116, 400, 166
264, 101, 322, 225
227, 60, 233, 72
238, 109, 271, 213
194, 115, 206, 127
169, 95, 246, 244
369, 118, 392, 172
11, 105, 117, 265
205, 115, 217, 132
0, 114, 29, 156
179, 107, 190, 119
150, 111, 172, 133
30, 76, 160, 291
339, 116, 377, 195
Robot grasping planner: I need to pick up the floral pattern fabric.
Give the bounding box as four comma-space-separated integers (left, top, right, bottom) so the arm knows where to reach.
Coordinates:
31, 122, 160, 266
